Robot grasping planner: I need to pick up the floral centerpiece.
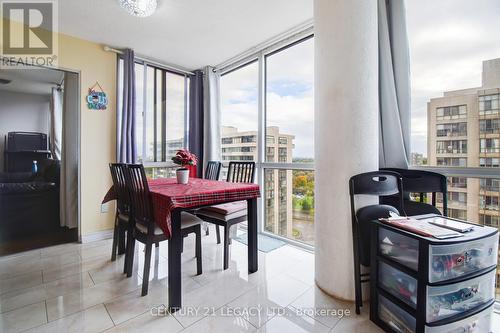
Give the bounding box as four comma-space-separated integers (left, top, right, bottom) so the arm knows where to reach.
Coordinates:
172, 149, 197, 184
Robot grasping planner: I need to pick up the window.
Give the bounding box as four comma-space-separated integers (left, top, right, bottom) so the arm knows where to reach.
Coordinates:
449, 191, 467, 204
220, 61, 259, 173
480, 178, 500, 192
480, 138, 500, 153
479, 94, 500, 116
265, 36, 314, 164
436, 157, 466, 167
479, 119, 500, 134
448, 208, 467, 220
480, 195, 499, 211
220, 36, 314, 246
480, 158, 500, 168
118, 61, 189, 165
448, 177, 467, 189
436, 123, 467, 137
436, 105, 467, 120
436, 140, 467, 154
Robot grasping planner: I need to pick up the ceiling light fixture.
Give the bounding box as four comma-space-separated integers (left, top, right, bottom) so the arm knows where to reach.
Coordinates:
118, 0, 157, 18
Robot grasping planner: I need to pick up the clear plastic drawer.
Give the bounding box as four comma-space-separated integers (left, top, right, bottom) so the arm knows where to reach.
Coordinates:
426, 269, 496, 323
425, 305, 493, 333
379, 294, 416, 333
429, 233, 498, 283
379, 228, 419, 271
379, 261, 418, 308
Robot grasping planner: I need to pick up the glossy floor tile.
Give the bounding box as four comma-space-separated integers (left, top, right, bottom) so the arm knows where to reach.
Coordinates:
1, 225, 497, 333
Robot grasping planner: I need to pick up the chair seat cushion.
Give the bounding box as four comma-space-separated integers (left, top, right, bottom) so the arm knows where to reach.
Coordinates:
136, 212, 202, 235
197, 201, 248, 221
357, 204, 400, 267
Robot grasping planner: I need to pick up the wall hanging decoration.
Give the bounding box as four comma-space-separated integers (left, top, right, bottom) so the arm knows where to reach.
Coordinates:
87, 82, 108, 110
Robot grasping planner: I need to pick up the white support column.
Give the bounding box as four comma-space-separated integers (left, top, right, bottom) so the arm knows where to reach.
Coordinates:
314, 0, 379, 301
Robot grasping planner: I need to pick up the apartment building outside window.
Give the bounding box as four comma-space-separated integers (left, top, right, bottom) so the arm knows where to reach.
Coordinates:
480, 157, 500, 167
480, 195, 500, 211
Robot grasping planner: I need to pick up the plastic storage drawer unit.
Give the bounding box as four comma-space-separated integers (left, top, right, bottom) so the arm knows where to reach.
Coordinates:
426, 269, 496, 323
425, 304, 493, 333
379, 261, 418, 308
429, 233, 498, 283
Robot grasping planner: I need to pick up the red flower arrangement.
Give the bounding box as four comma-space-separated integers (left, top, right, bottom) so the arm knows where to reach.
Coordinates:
171, 149, 198, 168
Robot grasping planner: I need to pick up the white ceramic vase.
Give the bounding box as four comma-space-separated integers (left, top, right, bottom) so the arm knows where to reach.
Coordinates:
176, 168, 189, 184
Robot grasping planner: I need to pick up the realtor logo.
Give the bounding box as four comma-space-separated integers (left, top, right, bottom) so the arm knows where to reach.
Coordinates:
1, 0, 58, 67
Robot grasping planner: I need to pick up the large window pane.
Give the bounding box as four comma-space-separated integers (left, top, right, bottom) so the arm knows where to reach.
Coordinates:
166, 72, 186, 159
265, 37, 314, 163
264, 169, 314, 245
220, 61, 259, 176
407, 1, 500, 300
118, 61, 188, 164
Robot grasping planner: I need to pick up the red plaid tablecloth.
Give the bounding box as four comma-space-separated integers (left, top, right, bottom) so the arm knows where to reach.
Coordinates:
102, 178, 260, 239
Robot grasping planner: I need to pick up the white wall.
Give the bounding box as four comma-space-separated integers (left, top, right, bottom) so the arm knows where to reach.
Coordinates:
0, 90, 51, 172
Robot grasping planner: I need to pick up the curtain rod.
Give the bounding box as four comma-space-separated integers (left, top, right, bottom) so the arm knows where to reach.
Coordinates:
214, 19, 314, 73
104, 46, 195, 76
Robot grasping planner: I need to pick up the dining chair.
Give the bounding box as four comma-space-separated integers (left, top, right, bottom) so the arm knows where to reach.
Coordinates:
204, 161, 222, 181
380, 168, 448, 217
109, 163, 130, 270
202, 161, 222, 236
349, 170, 405, 314
123, 164, 203, 296
196, 161, 255, 270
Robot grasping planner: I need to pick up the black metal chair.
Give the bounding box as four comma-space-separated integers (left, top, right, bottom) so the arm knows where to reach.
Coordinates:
349, 171, 405, 315
109, 163, 130, 271
123, 164, 203, 296
196, 161, 255, 270
381, 168, 447, 217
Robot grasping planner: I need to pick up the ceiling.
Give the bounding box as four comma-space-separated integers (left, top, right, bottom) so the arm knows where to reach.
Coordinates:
58, 0, 313, 70
0, 67, 64, 95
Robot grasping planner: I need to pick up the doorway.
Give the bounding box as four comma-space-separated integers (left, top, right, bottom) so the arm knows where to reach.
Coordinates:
0, 66, 80, 255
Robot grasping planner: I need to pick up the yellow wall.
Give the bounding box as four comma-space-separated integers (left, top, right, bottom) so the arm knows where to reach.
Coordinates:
1, 19, 117, 236
58, 33, 117, 236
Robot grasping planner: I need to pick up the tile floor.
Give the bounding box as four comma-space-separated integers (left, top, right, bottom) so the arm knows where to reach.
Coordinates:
0, 227, 497, 333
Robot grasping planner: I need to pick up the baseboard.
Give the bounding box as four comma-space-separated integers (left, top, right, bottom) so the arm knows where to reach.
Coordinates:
81, 229, 114, 244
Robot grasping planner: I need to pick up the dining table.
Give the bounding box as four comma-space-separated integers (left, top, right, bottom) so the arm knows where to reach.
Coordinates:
103, 177, 261, 312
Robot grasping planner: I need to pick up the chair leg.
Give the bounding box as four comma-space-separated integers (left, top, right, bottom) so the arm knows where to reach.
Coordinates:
123, 226, 133, 274
195, 225, 202, 275
223, 225, 230, 270
155, 242, 159, 248
111, 215, 119, 261
118, 223, 126, 255
216, 225, 221, 244
205, 222, 210, 236
141, 241, 153, 296
126, 234, 136, 277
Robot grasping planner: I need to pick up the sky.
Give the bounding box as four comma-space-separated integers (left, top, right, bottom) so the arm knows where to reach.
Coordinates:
220, 37, 314, 160
406, 0, 500, 156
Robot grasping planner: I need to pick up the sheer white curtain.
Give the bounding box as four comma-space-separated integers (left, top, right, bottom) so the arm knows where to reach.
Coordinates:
49, 87, 63, 160
378, 0, 411, 168
203, 66, 221, 168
